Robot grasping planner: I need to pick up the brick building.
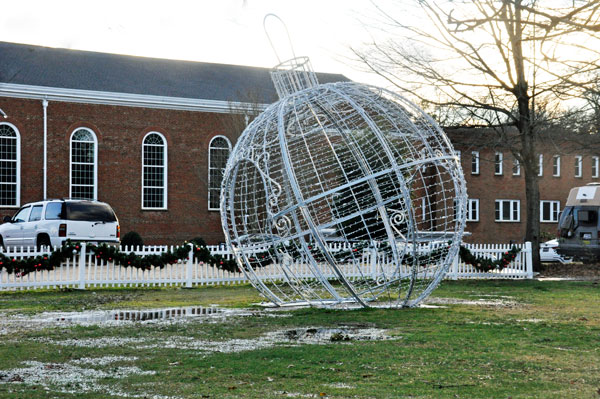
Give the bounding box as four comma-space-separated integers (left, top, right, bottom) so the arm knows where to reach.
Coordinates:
0, 42, 347, 244
1, 41, 592, 246
449, 128, 600, 244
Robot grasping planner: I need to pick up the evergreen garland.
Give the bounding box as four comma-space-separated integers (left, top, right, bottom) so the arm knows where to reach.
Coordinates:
0, 242, 79, 277
459, 245, 521, 272
0, 239, 521, 277
2, 239, 240, 277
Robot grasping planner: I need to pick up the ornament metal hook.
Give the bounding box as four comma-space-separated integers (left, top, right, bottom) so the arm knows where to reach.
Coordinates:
263, 13, 297, 64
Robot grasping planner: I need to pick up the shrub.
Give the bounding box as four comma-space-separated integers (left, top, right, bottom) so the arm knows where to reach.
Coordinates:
121, 231, 144, 248
189, 237, 207, 247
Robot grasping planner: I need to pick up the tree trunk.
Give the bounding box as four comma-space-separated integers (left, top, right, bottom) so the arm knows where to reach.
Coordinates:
512, 1, 541, 271
522, 150, 541, 271
517, 95, 541, 271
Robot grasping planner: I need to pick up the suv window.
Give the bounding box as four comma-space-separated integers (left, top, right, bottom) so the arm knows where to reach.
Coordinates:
66, 202, 117, 222
12, 206, 31, 223
45, 202, 63, 220
29, 205, 43, 222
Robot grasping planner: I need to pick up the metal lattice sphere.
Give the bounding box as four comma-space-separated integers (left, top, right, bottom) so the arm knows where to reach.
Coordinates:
221, 57, 467, 308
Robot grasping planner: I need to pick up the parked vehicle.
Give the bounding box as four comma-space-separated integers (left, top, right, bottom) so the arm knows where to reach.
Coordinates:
540, 239, 572, 263
557, 183, 600, 261
0, 199, 120, 249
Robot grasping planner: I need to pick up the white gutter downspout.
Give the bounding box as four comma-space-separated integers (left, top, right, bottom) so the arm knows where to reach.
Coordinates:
42, 98, 48, 199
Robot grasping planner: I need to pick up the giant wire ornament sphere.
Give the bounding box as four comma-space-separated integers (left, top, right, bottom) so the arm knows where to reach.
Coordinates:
221, 56, 467, 308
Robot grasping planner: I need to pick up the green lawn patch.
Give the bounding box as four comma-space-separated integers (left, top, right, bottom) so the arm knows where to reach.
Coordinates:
0, 280, 598, 398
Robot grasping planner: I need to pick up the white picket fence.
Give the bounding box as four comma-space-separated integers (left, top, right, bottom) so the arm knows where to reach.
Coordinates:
0, 242, 532, 291
447, 242, 533, 280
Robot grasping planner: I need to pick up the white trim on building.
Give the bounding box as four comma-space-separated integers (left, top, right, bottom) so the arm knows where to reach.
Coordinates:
552, 155, 561, 177
495, 199, 520, 222
0, 122, 20, 208
208, 135, 232, 211
141, 132, 168, 210
471, 151, 479, 175
0, 83, 269, 114
540, 200, 560, 223
574, 155, 582, 178
69, 127, 98, 201
494, 152, 503, 175
466, 199, 479, 222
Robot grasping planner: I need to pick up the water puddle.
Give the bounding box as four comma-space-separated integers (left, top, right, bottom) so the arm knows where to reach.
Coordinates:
54, 306, 223, 323
0, 306, 254, 336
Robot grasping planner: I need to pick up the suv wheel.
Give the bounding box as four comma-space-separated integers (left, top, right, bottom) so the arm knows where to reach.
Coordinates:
37, 235, 51, 251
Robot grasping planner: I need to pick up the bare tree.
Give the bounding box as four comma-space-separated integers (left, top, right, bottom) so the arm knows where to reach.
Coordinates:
354, 0, 600, 269
221, 88, 267, 140
583, 76, 600, 130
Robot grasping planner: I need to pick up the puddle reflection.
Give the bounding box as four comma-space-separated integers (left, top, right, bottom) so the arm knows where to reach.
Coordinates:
55, 306, 223, 323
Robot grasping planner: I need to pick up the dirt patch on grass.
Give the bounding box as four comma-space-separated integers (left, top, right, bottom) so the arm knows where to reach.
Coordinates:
424, 297, 520, 307
32, 326, 396, 352
0, 305, 397, 353
538, 262, 600, 280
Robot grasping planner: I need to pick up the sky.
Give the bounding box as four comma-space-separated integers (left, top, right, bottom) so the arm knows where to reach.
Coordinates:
1, 0, 390, 87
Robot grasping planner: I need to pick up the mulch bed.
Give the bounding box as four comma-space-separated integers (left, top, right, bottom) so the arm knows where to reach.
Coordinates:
538, 262, 600, 279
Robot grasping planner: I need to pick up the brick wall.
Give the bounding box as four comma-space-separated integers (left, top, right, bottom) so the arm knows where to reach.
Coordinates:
2, 96, 596, 246
457, 146, 599, 243
0, 97, 240, 245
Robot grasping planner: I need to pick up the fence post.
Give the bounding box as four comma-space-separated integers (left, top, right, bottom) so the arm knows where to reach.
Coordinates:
78, 242, 87, 290
524, 241, 533, 278
185, 243, 194, 288
450, 250, 459, 280
370, 245, 378, 280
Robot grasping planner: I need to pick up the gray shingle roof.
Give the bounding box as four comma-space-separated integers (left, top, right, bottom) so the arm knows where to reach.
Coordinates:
0, 41, 349, 104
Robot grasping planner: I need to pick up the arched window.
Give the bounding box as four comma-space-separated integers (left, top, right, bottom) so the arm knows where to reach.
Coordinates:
70, 128, 98, 200
0, 123, 20, 207
208, 136, 231, 210
142, 132, 167, 209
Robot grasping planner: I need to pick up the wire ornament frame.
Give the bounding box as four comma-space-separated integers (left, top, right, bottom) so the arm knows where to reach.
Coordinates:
221, 24, 467, 308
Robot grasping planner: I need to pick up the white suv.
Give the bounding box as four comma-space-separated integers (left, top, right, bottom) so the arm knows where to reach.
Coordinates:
0, 199, 120, 249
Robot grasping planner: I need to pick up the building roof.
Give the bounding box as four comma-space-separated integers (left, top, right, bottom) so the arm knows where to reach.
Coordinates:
0, 41, 349, 105
446, 125, 600, 154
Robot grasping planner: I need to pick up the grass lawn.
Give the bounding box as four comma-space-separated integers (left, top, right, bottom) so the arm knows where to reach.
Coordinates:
0, 280, 598, 398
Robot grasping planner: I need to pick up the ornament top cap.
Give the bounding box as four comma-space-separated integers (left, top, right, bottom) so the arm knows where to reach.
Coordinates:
270, 56, 319, 98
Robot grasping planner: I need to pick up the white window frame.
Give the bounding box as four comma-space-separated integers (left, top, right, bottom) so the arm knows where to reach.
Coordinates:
0, 122, 21, 208
574, 155, 582, 178
495, 199, 520, 222
538, 154, 543, 177
494, 152, 503, 175
69, 127, 98, 200
512, 157, 520, 176
540, 200, 560, 223
552, 155, 561, 177
208, 135, 232, 211
592, 156, 599, 178
466, 199, 479, 222
471, 151, 479, 175
141, 131, 168, 210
